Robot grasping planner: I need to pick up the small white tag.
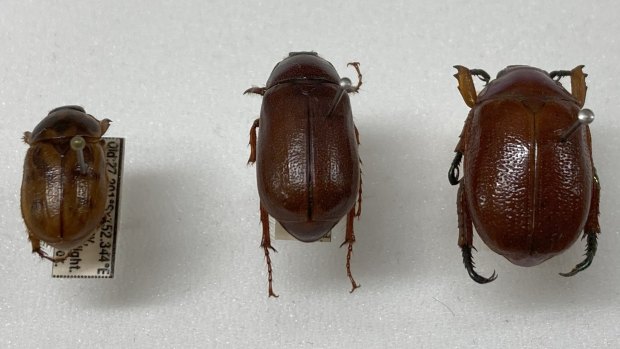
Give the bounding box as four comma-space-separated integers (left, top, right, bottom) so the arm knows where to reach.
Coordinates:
51, 137, 125, 278
270, 215, 347, 242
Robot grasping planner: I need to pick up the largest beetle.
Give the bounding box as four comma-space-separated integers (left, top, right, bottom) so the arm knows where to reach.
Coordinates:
21, 106, 111, 262
246, 52, 363, 297
449, 65, 600, 283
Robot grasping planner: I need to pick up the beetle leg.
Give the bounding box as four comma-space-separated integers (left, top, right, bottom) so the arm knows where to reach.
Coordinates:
346, 62, 363, 93
453, 65, 478, 108
29, 237, 68, 263
340, 207, 361, 293
560, 170, 600, 277
247, 119, 259, 165
549, 69, 571, 81
457, 183, 497, 284
570, 65, 587, 107
22, 131, 32, 144
260, 204, 278, 298
469, 69, 491, 85
549, 66, 587, 107
244, 86, 267, 96
448, 152, 463, 185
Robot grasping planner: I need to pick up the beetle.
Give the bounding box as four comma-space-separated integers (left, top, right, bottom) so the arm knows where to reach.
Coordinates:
21, 105, 111, 262
448, 65, 600, 283
246, 52, 363, 297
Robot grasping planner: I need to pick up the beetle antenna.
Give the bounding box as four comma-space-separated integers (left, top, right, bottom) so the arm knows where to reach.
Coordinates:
70, 136, 88, 174
560, 109, 594, 142
462, 246, 497, 284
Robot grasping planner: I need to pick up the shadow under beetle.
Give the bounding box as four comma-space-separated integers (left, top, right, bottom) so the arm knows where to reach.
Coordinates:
21, 106, 111, 262
246, 52, 363, 297
449, 65, 601, 283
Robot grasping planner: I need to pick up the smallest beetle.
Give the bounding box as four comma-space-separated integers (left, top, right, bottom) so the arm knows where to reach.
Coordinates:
21, 106, 111, 262
449, 65, 600, 283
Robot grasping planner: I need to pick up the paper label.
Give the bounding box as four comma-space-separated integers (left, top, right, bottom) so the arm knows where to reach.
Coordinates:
51, 137, 125, 278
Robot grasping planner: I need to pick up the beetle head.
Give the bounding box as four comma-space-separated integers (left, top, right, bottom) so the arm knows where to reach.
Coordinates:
29, 106, 110, 143
496, 65, 548, 79
266, 52, 340, 88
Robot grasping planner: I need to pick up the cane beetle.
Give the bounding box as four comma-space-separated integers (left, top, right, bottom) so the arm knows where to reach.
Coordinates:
246, 52, 363, 297
449, 65, 600, 283
21, 106, 111, 262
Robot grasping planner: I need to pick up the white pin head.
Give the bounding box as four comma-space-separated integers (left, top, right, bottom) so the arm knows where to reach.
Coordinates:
560, 108, 595, 142
339, 77, 352, 90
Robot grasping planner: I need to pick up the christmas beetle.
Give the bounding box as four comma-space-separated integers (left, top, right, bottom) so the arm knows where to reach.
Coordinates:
21, 105, 111, 261
449, 65, 600, 283
246, 52, 363, 297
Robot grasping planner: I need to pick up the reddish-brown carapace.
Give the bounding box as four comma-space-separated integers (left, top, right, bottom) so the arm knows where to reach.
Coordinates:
449, 65, 600, 283
246, 52, 363, 297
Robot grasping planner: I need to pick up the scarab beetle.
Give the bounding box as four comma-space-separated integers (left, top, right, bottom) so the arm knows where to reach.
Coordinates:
449, 65, 600, 283
246, 52, 363, 297
21, 105, 111, 261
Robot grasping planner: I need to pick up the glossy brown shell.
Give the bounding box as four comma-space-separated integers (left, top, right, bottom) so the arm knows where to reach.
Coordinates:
21, 107, 110, 249
256, 54, 360, 242
464, 66, 593, 266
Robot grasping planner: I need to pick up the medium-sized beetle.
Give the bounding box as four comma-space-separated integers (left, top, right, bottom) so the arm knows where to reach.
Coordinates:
449, 65, 600, 283
21, 106, 111, 262
246, 52, 363, 297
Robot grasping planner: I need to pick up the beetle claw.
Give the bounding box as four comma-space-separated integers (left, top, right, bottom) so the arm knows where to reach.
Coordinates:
244, 86, 267, 96
448, 152, 463, 185
462, 246, 497, 284
560, 232, 597, 277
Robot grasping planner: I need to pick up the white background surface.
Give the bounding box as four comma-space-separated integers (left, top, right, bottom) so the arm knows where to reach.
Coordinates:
1, 1, 619, 348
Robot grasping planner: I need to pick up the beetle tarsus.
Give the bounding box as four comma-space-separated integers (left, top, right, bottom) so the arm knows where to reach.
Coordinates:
346, 62, 363, 93
244, 86, 267, 96
342, 208, 361, 293
560, 232, 597, 277
448, 152, 463, 185
549, 70, 571, 82
470, 69, 491, 85
259, 204, 278, 298
462, 246, 497, 284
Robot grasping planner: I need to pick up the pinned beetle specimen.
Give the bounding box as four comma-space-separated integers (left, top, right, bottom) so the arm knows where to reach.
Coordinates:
21, 106, 111, 261
449, 65, 600, 283
246, 52, 363, 297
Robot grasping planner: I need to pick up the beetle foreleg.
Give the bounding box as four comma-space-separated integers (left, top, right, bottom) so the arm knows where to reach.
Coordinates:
22, 131, 32, 144
560, 170, 600, 277
469, 69, 491, 85
457, 183, 497, 284
247, 119, 259, 165
260, 204, 278, 298
448, 152, 463, 185
341, 207, 361, 293
549, 70, 571, 81
243, 86, 267, 96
